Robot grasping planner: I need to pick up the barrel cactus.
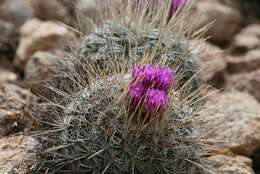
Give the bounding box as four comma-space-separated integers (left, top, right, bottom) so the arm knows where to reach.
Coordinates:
29, 0, 214, 173
31, 66, 209, 173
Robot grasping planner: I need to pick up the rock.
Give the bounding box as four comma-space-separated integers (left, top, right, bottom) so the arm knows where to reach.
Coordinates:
208, 154, 255, 174
0, 83, 37, 136
0, 69, 17, 82
227, 49, 260, 74
15, 18, 74, 70
28, 0, 74, 25
203, 91, 260, 156
0, 19, 19, 61
24, 51, 54, 97
195, 1, 242, 43
0, 0, 75, 26
226, 70, 260, 102
0, 135, 37, 174
0, 0, 34, 26
195, 41, 227, 88
0, 0, 5, 6
232, 24, 260, 54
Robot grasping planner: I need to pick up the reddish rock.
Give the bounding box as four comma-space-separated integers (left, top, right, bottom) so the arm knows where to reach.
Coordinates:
195, 1, 242, 43
24, 51, 55, 97
227, 49, 260, 74
0, 19, 19, 61
0, 68, 17, 82
0, 135, 37, 174
0, 0, 34, 26
232, 24, 260, 54
0, 0, 75, 26
0, 0, 5, 6
195, 41, 227, 88
0, 83, 37, 136
15, 18, 74, 70
28, 0, 75, 25
202, 91, 260, 156
226, 70, 260, 102
208, 154, 255, 174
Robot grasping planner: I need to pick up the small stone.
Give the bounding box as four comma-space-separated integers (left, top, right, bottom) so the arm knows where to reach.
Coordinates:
15, 18, 74, 70
28, 0, 74, 25
232, 24, 260, 54
0, 68, 17, 82
0, 19, 19, 61
195, 1, 242, 43
226, 70, 260, 102
0, 0, 34, 26
193, 41, 227, 88
227, 49, 260, 74
0, 135, 38, 174
208, 154, 255, 174
0, 83, 37, 136
24, 51, 55, 97
202, 91, 260, 156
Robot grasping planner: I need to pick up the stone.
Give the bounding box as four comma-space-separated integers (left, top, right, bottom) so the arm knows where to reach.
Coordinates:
202, 91, 260, 156
195, 41, 227, 88
0, 19, 19, 61
24, 51, 54, 97
0, 0, 34, 26
0, 135, 37, 174
227, 49, 260, 74
0, 57, 16, 82
195, 1, 242, 43
0, 0, 5, 6
28, 0, 74, 25
0, 69, 17, 82
226, 70, 260, 102
0, 0, 75, 26
208, 154, 255, 174
232, 24, 260, 54
0, 83, 37, 136
15, 18, 74, 70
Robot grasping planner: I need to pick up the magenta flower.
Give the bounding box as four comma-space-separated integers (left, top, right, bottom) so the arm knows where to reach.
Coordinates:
155, 66, 175, 90
132, 66, 144, 80
127, 82, 146, 106
128, 64, 174, 117
171, 0, 187, 11
132, 64, 157, 86
144, 89, 169, 114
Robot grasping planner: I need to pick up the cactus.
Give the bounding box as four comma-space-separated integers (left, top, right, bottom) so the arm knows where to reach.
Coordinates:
31, 70, 209, 173
29, 0, 214, 173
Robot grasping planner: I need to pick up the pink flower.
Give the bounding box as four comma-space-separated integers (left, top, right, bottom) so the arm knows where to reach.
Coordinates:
144, 89, 169, 114
169, 0, 187, 17
155, 66, 175, 90
127, 82, 147, 106
131, 64, 157, 86
128, 65, 174, 117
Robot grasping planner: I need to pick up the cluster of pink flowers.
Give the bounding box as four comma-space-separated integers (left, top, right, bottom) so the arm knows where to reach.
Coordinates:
127, 64, 175, 116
